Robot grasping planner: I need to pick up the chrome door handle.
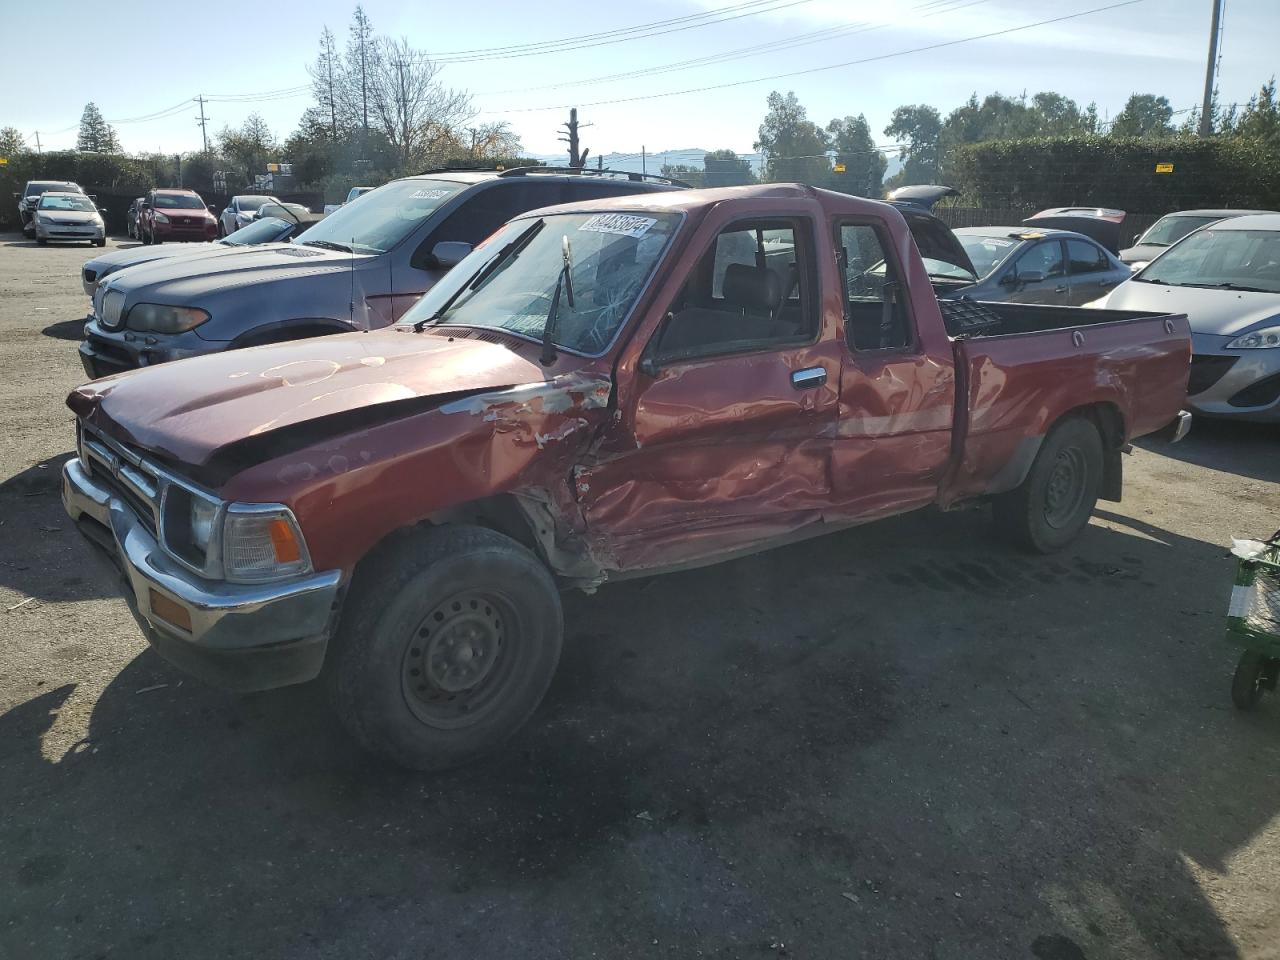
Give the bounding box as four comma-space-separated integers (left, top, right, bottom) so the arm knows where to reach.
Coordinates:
1054, 284, 1069, 293
792, 367, 827, 390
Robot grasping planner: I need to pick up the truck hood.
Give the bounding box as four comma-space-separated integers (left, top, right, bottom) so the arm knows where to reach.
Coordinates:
69, 330, 561, 470
1099, 280, 1280, 337
100, 243, 369, 301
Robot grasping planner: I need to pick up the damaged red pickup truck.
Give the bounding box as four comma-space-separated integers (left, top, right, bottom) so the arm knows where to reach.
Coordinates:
62, 184, 1192, 769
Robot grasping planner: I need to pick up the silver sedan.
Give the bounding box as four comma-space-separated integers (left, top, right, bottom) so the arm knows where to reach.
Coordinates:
1095, 213, 1280, 422
34, 192, 106, 247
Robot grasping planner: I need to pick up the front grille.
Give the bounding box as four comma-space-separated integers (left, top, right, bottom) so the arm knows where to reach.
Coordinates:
80, 427, 161, 537
83, 267, 97, 284
100, 290, 126, 329
1229, 373, 1280, 408
1188, 355, 1238, 395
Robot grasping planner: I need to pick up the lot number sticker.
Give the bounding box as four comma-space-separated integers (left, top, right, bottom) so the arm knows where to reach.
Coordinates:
410, 188, 452, 200
578, 213, 657, 238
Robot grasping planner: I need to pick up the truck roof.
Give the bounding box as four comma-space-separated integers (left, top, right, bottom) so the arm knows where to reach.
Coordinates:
519, 182, 896, 218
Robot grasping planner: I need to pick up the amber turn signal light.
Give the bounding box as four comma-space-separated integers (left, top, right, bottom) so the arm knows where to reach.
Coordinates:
268, 518, 302, 563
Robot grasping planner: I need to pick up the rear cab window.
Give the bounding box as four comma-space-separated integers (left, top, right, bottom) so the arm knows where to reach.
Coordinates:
835, 221, 913, 352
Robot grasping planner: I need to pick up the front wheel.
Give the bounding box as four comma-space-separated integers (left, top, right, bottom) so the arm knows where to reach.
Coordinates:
1232, 650, 1277, 711
93, 238, 106, 247
993, 417, 1103, 553
328, 525, 563, 771
36, 238, 47, 246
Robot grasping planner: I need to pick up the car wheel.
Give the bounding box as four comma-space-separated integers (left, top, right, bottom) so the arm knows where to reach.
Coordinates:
36, 238, 48, 246
328, 525, 563, 771
993, 416, 1103, 553
93, 238, 106, 247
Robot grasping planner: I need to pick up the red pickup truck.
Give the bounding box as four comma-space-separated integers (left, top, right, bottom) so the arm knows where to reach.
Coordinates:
62, 184, 1191, 769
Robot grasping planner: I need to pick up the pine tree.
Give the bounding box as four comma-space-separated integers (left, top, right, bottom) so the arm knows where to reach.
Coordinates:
76, 102, 120, 153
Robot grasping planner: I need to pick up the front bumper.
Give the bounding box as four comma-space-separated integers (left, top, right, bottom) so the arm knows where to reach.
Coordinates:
62, 457, 343, 691
154, 221, 218, 241
79, 318, 223, 378
1187, 334, 1280, 423
35, 220, 104, 242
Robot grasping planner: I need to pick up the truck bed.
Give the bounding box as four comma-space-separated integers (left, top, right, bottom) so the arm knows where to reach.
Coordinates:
938, 299, 1174, 339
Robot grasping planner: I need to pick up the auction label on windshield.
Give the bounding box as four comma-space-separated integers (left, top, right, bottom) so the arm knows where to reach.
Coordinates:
410, 188, 452, 200
578, 213, 657, 238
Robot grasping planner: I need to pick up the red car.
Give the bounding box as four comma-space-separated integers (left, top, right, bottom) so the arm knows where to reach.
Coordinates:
62, 184, 1192, 769
138, 188, 218, 244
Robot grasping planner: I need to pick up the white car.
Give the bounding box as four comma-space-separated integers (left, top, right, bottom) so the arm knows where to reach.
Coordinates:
218, 195, 277, 236
34, 192, 106, 247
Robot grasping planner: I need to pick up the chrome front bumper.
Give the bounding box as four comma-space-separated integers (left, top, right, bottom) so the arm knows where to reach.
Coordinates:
62, 458, 343, 690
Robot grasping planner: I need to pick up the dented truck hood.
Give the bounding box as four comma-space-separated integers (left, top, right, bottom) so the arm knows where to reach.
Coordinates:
68, 329, 576, 471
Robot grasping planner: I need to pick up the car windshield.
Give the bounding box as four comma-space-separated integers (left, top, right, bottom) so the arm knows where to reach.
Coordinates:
38, 195, 96, 212
399, 211, 682, 354
154, 193, 206, 210
236, 196, 272, 211
1136, 228, 1280, 293
220, 217, 289, 246
958, 234, 1021, 277
1139, 215, 1221, 247
298, 179, 463, 255
27, 182, 79, 197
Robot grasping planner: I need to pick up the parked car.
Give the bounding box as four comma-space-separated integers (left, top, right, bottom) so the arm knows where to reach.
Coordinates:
1092, 213, 1280, 422
33, 192, 106, 247
1119, 209, 1279, 269
15, 180, 85, 236
80, 213, 326, 300
252, 201, 310, 222
138, 189, 218, 245
346, 186, 373, 203
126, 197, 145, 240
943, 227, 1131, 305
79, 167, 684, 379
62, 183, 1192, 769
218, 195, 277, 236
1023, 207, 1127, 254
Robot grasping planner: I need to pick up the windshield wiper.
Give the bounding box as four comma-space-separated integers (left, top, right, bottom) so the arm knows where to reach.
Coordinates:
298, 239, 352, 253
412, 219, 546, 333
540, 236, 575, 366
1180, 281, 1273, 293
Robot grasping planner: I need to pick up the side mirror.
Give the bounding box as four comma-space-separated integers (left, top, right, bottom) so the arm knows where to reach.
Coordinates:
1133, 233, 1142, 244
1017, 269, 1045, 285
431, 241, 472, 268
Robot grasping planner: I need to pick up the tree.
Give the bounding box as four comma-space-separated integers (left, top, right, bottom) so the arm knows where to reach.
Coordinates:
755, 91, 829, 184
1108, 94, 1175, 138
76, 103, 120, 154
217, 114, 278, 186
308, 27, 342, 140
1223, 77, 1280, 146
466, 121, 523, 162
0, 127, 26, 158
366, 36, 473, 170
884, 104, 943, 186
345, 6, 378, 143
824, 115, 885, 197
660, 163, 704, 187
702, 148, 755, 187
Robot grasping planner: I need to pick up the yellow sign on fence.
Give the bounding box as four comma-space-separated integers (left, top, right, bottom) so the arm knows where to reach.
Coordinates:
1155, 162, 1174, 174
833, 162, 846, 173
0, 157, 8, 166
267, 163, 280, 173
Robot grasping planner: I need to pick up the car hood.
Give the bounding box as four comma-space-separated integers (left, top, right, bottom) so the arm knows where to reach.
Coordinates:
1118, 243, 1166, 264
156, 206, 212, 218
41, 210, 97, 222
100, 243, 367, 300
87, 242, 237, 274
69, 329, 560, 469
1098, 280, 1280, 336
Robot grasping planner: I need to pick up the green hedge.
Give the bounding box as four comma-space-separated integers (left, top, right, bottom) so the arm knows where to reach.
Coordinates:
949, 136, 1280, 213
1, 151, 160, 229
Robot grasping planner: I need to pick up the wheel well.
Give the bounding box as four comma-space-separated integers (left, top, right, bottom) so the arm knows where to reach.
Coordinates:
231, 321, 348, 350
1057, 401, 1125, 502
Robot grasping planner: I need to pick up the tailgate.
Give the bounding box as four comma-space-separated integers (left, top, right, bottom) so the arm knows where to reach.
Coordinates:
945, 309, 1190, 503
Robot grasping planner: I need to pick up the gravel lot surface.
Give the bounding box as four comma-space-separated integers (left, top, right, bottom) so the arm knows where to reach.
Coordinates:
1, 234, 1278, 960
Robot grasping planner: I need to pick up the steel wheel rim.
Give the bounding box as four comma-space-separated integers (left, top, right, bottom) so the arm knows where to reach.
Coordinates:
401, 590, 517, 729
1044, 446, 1088, 529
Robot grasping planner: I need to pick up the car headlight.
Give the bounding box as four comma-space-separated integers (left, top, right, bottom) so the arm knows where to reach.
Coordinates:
125, 303, 210, 333
222, 504, 312, 583
36, 214, 53, 223
1225, 325, 1280, 350
154, 212, 170, 224
161, 484, 222, 568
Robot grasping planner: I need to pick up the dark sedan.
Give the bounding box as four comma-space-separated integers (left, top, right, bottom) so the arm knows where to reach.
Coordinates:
944, 227, 1131, 305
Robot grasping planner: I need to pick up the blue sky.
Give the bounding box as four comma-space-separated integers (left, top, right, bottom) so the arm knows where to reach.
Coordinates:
4, 0, 1276, 159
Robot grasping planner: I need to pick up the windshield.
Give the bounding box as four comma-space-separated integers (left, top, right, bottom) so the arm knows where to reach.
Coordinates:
400, 211, 681, 354
38, 195, 96, 212
154, 193, 206, 210
1139, 215, 1221, 248
299, 179, 463, 255
27, 182, 79, 197
958, 234, 1021, 277
236, 196, 272, 211
220, 217, 289, 246
1136, 228, 1280, 293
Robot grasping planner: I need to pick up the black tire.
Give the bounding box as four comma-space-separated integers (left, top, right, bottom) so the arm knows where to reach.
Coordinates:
93, 238, 106, 247
328, 525, 563, 771
993, 416, 1103, 553
1232, 650, 1270, 711
36, 238, 47, 246
140, 227, 151, 246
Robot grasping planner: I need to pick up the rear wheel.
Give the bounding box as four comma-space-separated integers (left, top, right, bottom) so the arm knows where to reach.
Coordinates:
994, 417, 1103, 553
328, 525, 563, 771
36, 238, 47, 246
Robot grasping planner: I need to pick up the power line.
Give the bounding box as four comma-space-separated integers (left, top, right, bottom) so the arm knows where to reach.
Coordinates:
477, 0, 1148, 115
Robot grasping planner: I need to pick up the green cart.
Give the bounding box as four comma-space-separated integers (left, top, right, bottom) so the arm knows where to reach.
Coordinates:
1228, 531, 1280, 710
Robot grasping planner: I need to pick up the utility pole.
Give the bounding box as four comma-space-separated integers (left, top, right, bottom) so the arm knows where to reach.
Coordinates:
642, 145, 646, 176
1199, 0, 1223, 137
34, 131, 41, 154
559, 108, 592, 168
194, 96, 209, 153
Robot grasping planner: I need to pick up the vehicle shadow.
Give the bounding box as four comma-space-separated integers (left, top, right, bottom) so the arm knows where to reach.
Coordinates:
41, 318, 86, 341
0, 508, 1272, 958
1137, 418, 1280, 484
0, 453, 120, 603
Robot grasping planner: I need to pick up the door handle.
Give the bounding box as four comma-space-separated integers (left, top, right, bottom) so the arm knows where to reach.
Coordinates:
1054, 284, 1068, 293
792, 367, 827, 390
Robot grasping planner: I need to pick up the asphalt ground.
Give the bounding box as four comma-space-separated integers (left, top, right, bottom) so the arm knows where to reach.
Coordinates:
1, 234, 1278, 960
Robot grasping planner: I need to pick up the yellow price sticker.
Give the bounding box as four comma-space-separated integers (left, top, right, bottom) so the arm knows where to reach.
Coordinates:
1155, 162, 1174, 174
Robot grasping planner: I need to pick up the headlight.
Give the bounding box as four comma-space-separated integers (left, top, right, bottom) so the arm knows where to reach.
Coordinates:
36, 214, 53, 223
1225, 325, 1280, 350
154, 212, 170, 224
161, 484, 222, 568
222, 505, 312, 583
125, 303, 210, 333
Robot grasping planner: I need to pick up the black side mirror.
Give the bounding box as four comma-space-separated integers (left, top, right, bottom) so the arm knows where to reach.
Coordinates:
431, 241, 473, 268
1017, 269, 1045, 285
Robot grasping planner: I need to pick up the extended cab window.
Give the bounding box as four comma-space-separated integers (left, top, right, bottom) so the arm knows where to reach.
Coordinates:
652, 218, 816, 362
837, 222, 912, 351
